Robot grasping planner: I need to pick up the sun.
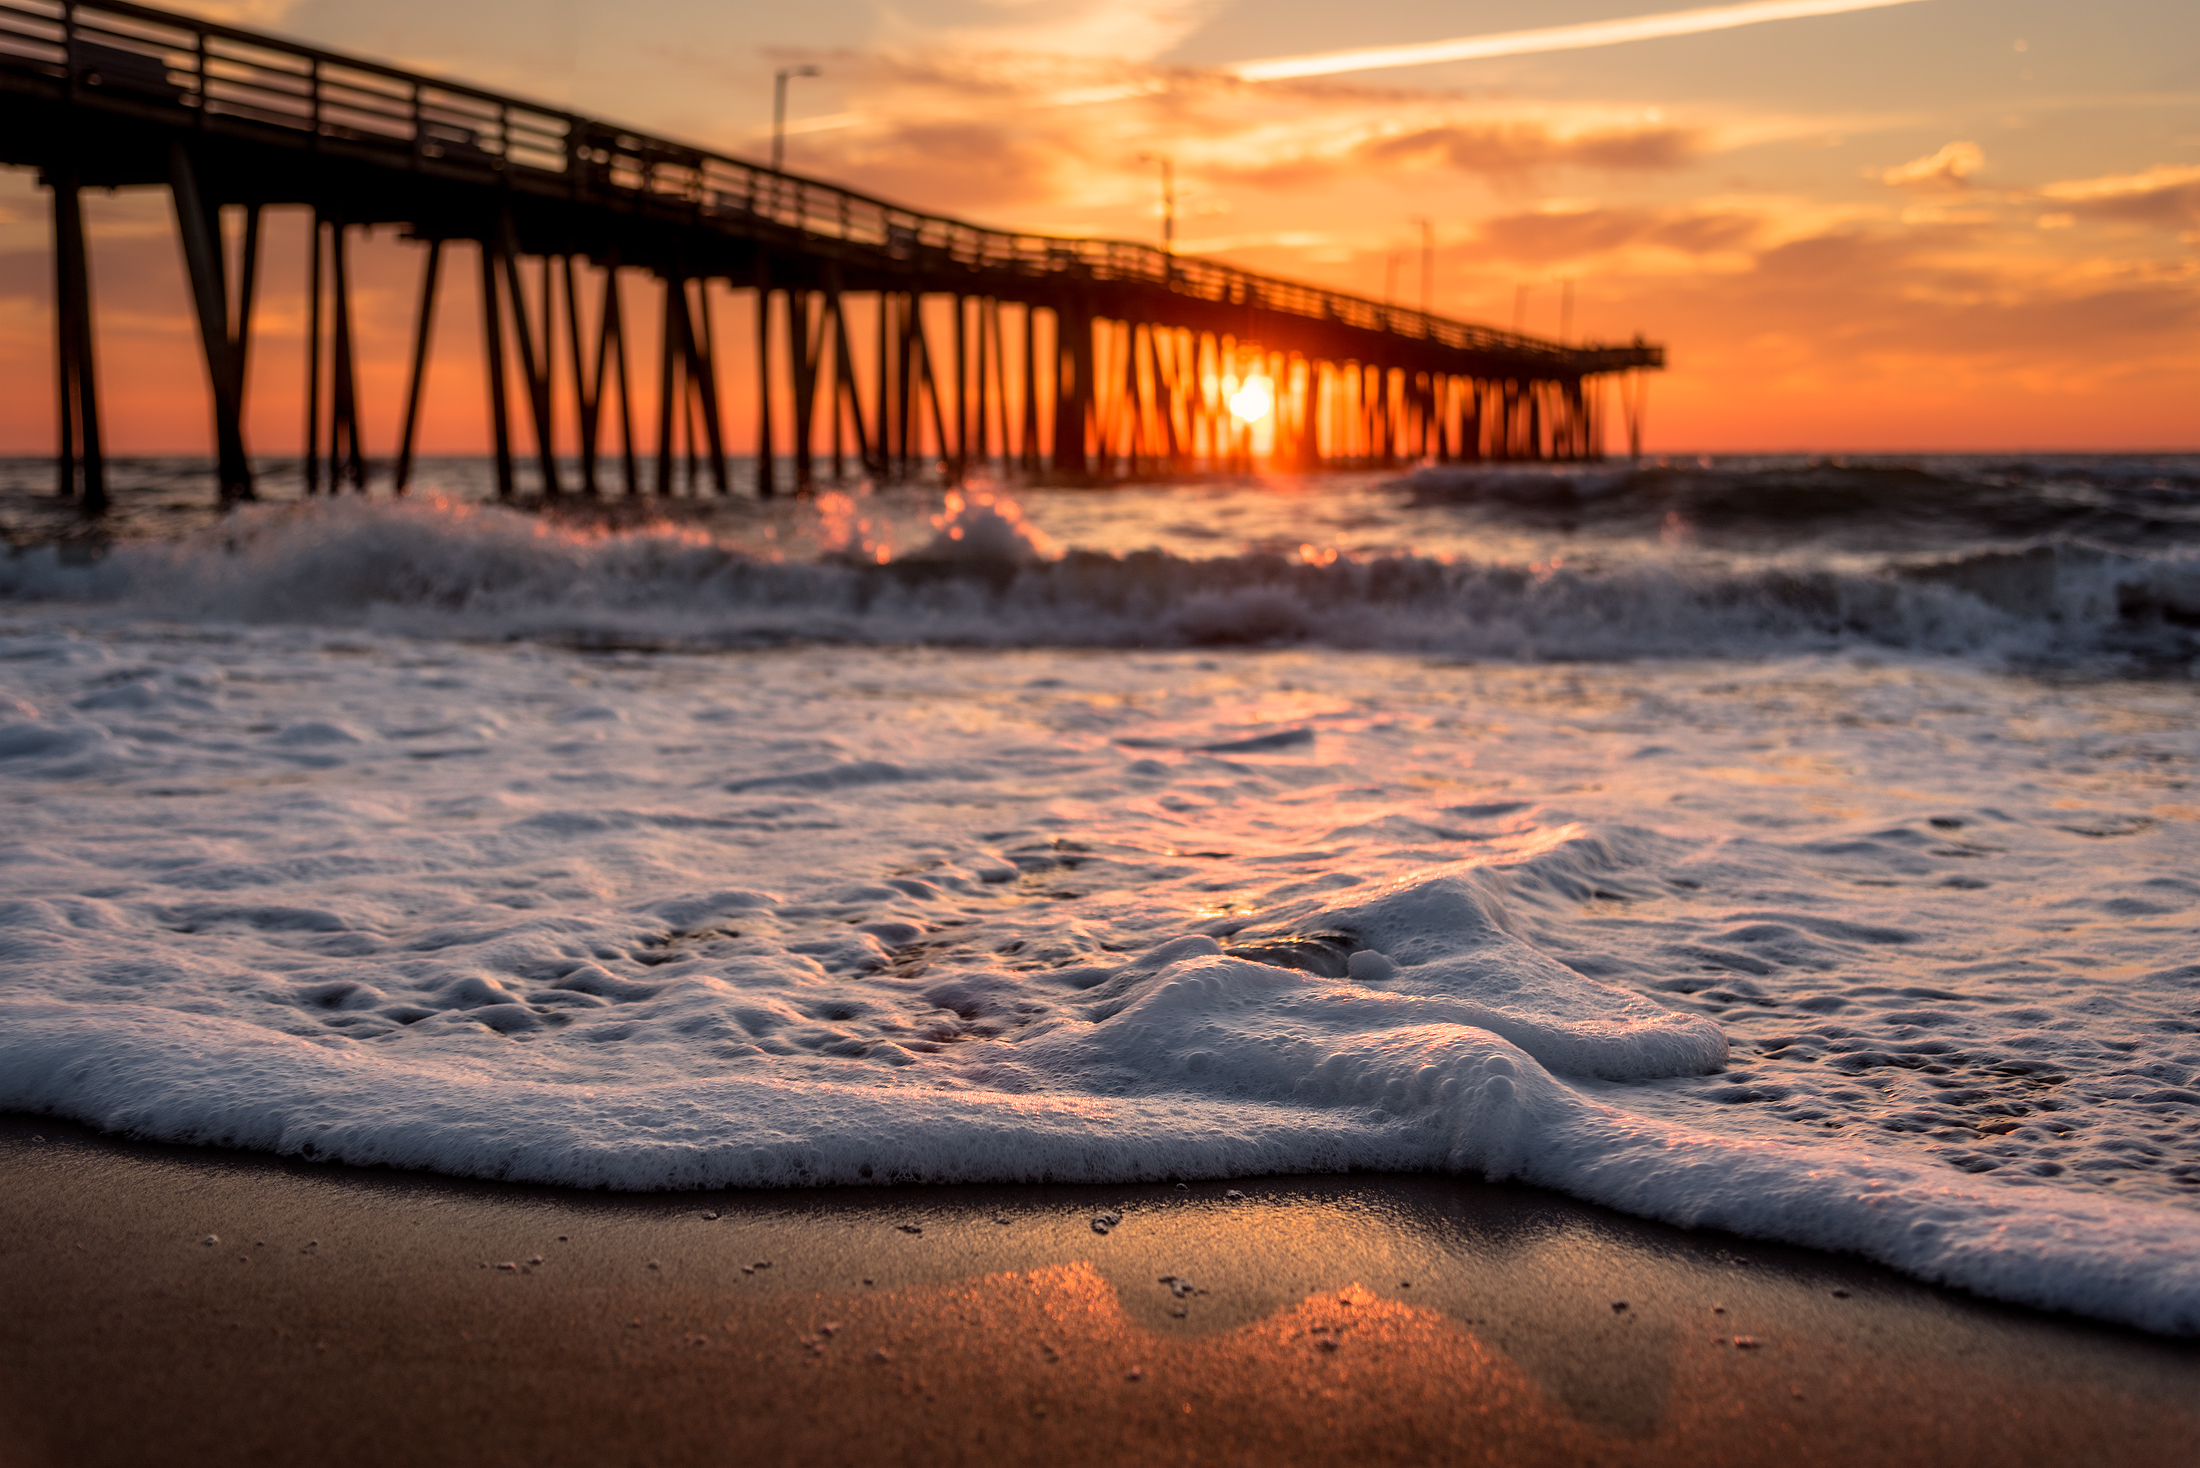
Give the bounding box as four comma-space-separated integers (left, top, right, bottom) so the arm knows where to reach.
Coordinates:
1227, 373, 1274, 423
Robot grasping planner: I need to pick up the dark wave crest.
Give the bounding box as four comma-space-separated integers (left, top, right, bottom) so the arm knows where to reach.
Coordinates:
1404, 457, 2200, 552
5, 499, 2198, 670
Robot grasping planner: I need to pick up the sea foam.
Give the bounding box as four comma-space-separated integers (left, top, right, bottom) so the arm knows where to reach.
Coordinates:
2, 605, 2197, 1334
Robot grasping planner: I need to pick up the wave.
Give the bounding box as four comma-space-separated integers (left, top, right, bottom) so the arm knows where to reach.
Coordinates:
1404, 457, 2200, 551
1399, 455, 2200, 559
4, 497, 2198, 668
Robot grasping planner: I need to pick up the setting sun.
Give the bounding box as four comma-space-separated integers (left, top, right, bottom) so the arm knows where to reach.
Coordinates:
1226, 374, 1274, 423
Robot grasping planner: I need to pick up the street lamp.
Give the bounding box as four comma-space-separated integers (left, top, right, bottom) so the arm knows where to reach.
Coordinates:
1136, 152, 1175, 254
771, 64, 819, 173
1408, 215, 1432, 318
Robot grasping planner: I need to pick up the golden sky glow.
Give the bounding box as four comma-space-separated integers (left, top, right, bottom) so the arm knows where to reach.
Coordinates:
0, 0, 2195, 454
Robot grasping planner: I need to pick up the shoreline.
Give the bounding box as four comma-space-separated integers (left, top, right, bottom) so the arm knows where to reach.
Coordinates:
3, 1114, 2194, 1467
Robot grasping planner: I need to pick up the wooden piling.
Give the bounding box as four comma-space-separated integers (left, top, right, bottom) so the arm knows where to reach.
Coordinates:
866, 290, 884, 484
167, 144, 255, 503
825, 293, 845, 484
496, 222, 559, 497
559, 254, 597, 495
1053, 298, 1092, 476
686, 278, 729, 493
327, 220, 365, 493
49, 156, 105, 514
912, 297, 950, 475
825, 271, 872, 479
789, 287, 814, 492
981, 297, 1003, 479
1019, 305, 1039, 475
655, 270, 684, 496
393, 237, 443, 495
950, 293, 968, 483
896, 293, 919, 476
752, 260, 775, 497
476, 238, 514, 498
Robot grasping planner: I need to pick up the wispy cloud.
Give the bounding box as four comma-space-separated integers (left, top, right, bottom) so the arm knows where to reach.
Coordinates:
1198, 118, 1704, 191
1878, 141, 1984, 189
878, 0, 1223, 65
1226, 0, 1934, 83
2037, 163, 2200, 230
2039, 163, 2200, 204
1364, 123, 1700, 175
1466, 205, 1764, 265
156, 0, 302, 26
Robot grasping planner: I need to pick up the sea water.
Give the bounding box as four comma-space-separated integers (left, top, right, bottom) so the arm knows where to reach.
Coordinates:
2, 454, 2197, 1335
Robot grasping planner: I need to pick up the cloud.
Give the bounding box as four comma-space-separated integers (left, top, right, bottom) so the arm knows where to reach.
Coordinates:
1466, 206, 1761, 264
777, 42, 1708, 214
1878, 141, 1984, 189
882, 0, 1223, 65
1363, 123, 1700, 175
1170, 229, 1338, 254
157, 0, 302, 24
1687, 223, 2200, 362
1226, 0, 1936, 82
2037, 163, 2200, 227
810, 118, 1073, 212
1201, 120, 1703, 192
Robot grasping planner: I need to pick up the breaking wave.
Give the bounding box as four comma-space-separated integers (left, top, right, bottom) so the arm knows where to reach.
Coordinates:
1404, 456, 2200, 551
3, 495, 2198, 668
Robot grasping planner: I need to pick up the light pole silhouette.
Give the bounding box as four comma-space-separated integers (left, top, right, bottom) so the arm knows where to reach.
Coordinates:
772, 65, 820, 172
1137, 153, 1176, 254
1409, 215, 1432, 318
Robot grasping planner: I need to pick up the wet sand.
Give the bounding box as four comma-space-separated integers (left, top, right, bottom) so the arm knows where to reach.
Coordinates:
1, 1114, 2194, 1467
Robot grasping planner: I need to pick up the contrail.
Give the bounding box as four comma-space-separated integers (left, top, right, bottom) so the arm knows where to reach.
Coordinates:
1227, 0, 1933, 83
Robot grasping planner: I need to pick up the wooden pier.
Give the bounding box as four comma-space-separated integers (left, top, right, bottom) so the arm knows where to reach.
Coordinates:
0, 0, 1665, 513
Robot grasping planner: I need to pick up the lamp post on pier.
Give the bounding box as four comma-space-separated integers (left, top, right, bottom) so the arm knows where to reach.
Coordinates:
771, 65, 820, 173
1137, 153, 1176, 255
1409, 215, 1432, 319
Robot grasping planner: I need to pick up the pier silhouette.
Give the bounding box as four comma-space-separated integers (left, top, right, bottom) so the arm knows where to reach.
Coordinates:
1, 0, 1665, 513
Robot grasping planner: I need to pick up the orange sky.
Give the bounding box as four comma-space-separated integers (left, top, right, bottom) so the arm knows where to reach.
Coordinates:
1, 0, 2195, 456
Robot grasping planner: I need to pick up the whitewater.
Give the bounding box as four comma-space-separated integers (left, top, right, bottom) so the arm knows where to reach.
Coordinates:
3, 454, 2198, 1336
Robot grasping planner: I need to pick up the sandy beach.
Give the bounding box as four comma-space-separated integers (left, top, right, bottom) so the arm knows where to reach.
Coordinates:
2, 1113, 2193, 1468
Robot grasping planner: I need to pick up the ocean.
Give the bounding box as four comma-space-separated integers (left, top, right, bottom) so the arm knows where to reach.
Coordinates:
3, 451, 2197, 1335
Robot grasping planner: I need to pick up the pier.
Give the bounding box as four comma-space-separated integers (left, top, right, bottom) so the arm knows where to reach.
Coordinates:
0, 0, 1665, 513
